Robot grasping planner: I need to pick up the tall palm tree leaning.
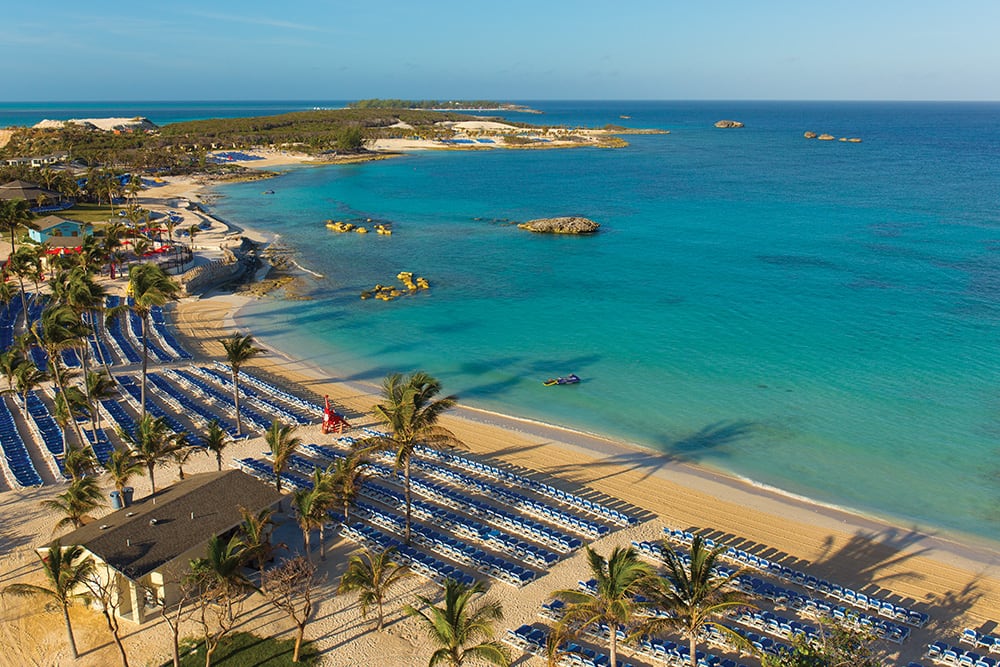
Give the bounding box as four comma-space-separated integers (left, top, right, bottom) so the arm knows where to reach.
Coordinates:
405, 578, 510, 667
2, 540, 96, 660
552, 545, 654, 667
35, 304, 90, 447
291, 484, 328, 561
338, 545, 411, 631
118, 413, 183, 495
366, 371, 459, 544
635, 535, 753, 667
266, 420, 301, 495
220, 332, 262, 437
110, 262, 179, 418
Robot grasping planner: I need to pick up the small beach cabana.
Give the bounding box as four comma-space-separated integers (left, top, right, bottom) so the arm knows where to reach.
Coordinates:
46, 470, 282, 624
29, 215, 92, 243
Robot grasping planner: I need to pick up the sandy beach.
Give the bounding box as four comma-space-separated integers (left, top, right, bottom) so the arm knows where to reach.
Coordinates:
1, 153, 999, 666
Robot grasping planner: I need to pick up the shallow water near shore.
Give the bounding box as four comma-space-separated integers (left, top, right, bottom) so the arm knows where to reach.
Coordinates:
212, 101, 1000, 541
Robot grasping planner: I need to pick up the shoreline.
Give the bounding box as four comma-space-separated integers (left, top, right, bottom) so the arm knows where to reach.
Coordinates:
225, 291, 1000, 572
201, 152, 1000, 571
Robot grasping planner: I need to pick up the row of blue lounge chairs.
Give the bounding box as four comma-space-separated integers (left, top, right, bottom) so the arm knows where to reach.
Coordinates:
168, 369, 270, 432
25, 391, 63, 457
83, 428, 115, 465
927, 640, 999, 666
363, 479, 560, 569
353, 500, 536, 587
281, 447, 569, 572
104, 297, 142, 364
214, 361, 318, 416
149, 306, 192, 359
340, 521, 476, 587
359, 430, 609, 539
415, 444, 635, 526
148, 372, 241, 438
115, 376, 205, 447
663, 527, 929, 628
189, 366, 311, 425
961, 629, 1000, 654
505, 623, 642, 667
0, 396, 43, 487
318, 438, 585, 553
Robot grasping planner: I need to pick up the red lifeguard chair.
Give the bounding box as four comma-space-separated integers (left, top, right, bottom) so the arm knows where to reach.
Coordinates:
321, 395, 349, 434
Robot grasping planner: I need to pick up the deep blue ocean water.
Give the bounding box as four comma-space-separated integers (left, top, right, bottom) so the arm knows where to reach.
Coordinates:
7, 100, 999, 541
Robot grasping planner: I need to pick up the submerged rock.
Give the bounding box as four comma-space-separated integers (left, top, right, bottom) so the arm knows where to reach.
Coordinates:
714, 120, 744, 128
518, 216, 600, 235
804, 131, 818, 139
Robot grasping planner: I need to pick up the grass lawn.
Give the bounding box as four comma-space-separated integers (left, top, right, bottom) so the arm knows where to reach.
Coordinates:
168, 632, 318, 666
61, 203, 139, 225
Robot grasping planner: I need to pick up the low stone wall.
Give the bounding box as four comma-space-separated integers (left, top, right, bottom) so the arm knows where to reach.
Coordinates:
178, 239, 258, 295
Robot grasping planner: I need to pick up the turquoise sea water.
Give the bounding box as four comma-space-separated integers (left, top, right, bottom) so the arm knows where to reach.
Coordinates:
211, 101, 1000, 542
7, 100, 998, 540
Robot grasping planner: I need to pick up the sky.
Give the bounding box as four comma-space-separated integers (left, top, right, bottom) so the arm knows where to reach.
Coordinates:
2, 0, 999, 102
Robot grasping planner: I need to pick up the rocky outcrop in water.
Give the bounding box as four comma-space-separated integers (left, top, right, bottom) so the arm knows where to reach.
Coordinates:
518, 217, 600, 235
714, 120, 744, 128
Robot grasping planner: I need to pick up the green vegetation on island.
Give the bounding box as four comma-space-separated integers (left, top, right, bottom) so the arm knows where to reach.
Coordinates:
347, 98, 538, 112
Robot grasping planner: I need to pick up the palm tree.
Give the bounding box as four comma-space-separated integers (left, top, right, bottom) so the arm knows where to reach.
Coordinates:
34, 304, 89, 447
61, 442, 97, 482
338, 546, 411, 631
103, 448, 144, 501
220, 333, 262, 437
0, 348, 25, 394
266, 420, 301, 495
169, 437, 195, 481
52, 384, 89, 454
237, 506, 283, 589
290, 484, 331, 561
367, 371, 459, 543
6, 245, 40, 324
110, 262, 179, 417
328, 453, 370, 521
2, 540, 96, 659
13, 359, 48, 421
0, 198, 34, 255
405, 578, 510, 667
202, 419, 230, 471
86, 369, 117, 436
636, 536, 752, 667
552, 545, 654, 667
51, 266, 108, 412
118, 413, 183, 495
188, 534, 254, 667
42, 476, 105, 532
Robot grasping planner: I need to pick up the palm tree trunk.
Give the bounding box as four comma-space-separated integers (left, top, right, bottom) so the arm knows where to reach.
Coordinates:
51, 355, 87, 450
62, 601, 79, 659
140, 314, 148, 418
79, 342, 98, 437
404, 457, 412, 545
377, 598, 385, 631
609, 629, 619, 667
689, 634, 697, 667
216, 453, 223, 471
302, 527, 311, 558
319, 522, 326, 561
16, 275, 28, 326
147, 461, 156, 494
232, 368, 243, 436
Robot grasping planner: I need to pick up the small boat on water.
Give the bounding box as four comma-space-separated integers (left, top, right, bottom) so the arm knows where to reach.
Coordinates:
543, 374, 580, 386
262, 189, 275, 195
